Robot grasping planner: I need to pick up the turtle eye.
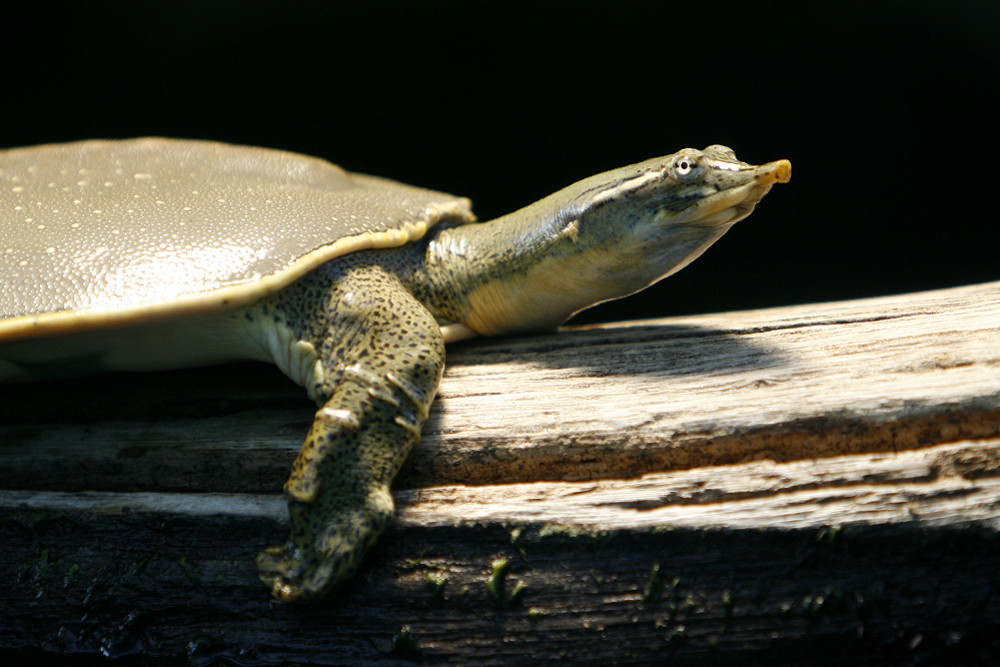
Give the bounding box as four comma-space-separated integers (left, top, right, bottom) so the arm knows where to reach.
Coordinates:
671, 154, 702, 182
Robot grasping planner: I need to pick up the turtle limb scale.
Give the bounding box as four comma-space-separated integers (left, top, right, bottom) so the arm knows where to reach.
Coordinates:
255, 258, 444, 603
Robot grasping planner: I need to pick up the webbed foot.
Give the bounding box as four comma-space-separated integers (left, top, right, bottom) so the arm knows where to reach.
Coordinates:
254, 262, 444, 602
257, 542, 332, 604
256, 488, 394, 603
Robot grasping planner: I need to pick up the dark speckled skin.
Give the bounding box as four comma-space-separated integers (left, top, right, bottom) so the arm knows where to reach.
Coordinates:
256, 256, 444, 601
252, 146, 791, 602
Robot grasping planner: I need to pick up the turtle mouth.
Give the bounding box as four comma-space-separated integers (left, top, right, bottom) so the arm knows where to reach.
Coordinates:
662, 159, 792, 228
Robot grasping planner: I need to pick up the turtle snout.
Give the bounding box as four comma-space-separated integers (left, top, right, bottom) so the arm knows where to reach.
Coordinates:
758, 159, 792, 185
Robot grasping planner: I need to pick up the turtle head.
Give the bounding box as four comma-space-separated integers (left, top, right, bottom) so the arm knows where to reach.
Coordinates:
562, 144, 791, 295
424, 146, 790, 337
594, 144, 791, 232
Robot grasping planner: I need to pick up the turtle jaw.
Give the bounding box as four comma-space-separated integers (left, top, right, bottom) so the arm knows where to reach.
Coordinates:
661, 158, 792, 229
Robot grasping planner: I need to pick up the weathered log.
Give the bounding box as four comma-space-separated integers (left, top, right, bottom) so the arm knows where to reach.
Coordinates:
1, 282, 999, 664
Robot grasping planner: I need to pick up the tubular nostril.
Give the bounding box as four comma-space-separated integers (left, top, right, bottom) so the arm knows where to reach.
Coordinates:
757, 159, 792, 185
774, 159, 792, 183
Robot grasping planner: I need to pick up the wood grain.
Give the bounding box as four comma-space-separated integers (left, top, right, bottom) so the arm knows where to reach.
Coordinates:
1, 281, 999, 663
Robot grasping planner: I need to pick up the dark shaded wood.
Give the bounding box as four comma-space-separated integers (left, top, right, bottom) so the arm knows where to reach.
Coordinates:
1, 282, 999, 664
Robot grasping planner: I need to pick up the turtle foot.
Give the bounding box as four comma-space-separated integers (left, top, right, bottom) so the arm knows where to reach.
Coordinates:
256, 542, 344, 604
256, 491, 394, 603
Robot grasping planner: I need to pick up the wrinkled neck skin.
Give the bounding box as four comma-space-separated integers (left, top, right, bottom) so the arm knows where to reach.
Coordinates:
396, 147, 789, 340
413, 206, 729, 340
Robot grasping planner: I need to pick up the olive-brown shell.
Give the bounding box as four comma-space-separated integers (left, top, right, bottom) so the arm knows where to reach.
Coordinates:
0, 138, 474, 340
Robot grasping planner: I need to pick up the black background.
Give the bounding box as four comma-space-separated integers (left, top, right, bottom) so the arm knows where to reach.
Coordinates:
4, 2, 998, 324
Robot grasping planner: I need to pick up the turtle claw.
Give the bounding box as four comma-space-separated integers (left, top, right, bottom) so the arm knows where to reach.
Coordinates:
256, 491, 394, 603
255, 532, 350, 604
256, 544, 335, 604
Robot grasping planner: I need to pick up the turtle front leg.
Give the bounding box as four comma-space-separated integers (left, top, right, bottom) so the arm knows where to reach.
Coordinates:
255, 264, 445, 603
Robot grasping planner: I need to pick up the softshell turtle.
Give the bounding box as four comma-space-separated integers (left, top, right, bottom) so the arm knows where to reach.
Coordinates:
0, 138, 791, 602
